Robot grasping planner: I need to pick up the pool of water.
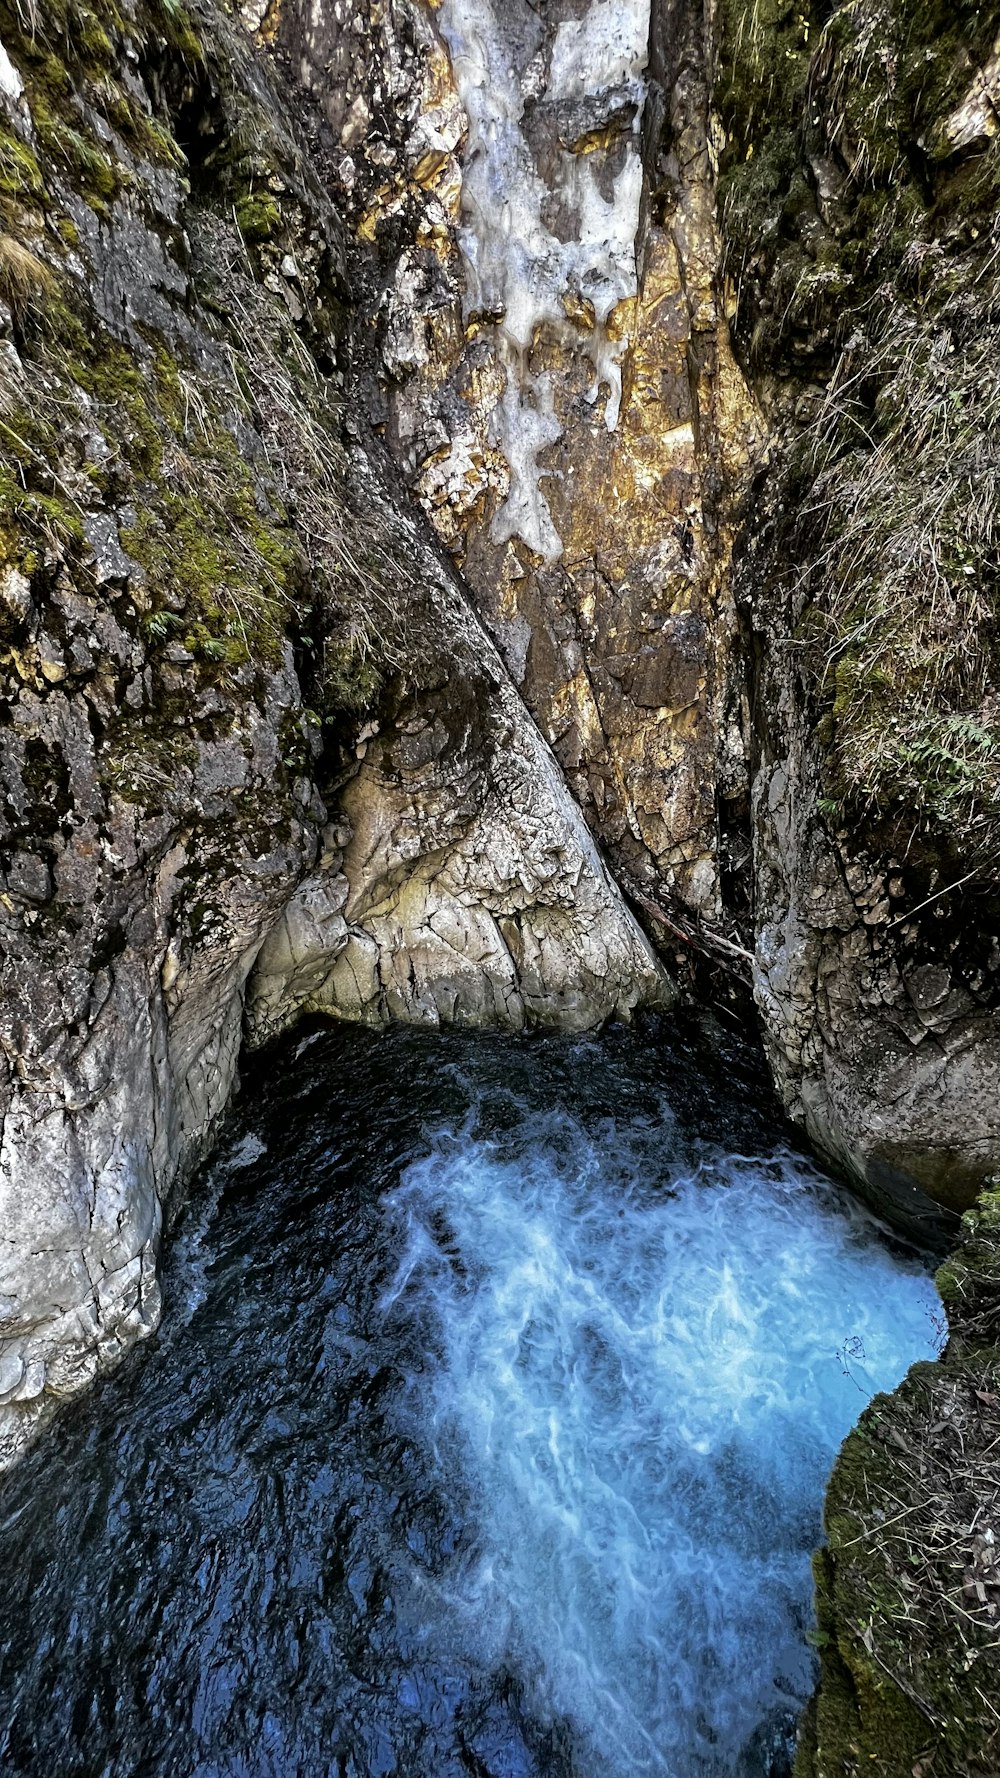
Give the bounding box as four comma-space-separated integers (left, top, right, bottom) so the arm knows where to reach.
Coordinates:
0, 1018, 944, 1778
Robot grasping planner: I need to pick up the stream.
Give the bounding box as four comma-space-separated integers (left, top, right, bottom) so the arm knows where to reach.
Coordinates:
0, 1018, 944, 1778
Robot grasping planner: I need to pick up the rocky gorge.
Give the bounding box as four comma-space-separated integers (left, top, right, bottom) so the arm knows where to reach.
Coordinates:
0, 0, 998, 1771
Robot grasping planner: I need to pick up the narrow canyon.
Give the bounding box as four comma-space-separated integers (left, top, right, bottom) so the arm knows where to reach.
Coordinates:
0, 0, 998, 1771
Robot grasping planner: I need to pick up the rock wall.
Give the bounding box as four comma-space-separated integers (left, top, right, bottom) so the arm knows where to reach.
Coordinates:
0, 0, 670, 1469
262, 0, 760, 919
718, 0, 1000, 1225
246, 445, 671, 1042
797, 1188, 1000, 1778
747, 622, 1000, 1235
258, 0, 1000, 1220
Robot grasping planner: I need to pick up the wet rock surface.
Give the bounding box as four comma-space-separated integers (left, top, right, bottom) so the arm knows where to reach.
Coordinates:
260, 0, 760, 916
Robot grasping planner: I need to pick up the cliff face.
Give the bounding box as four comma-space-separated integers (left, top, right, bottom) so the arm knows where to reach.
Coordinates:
0, 0, 669, 1468
251, 0, 1000, 1232
718, 0, 1000, 1231
262, 0, 760, 921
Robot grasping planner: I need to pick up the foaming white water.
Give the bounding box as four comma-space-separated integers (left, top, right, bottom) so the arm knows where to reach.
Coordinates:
381, 1096, 943, 1776
435, 0, 650, 560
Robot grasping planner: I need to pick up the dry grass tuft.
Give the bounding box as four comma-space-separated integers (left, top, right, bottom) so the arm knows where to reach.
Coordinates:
0, 233, 56, 317
14, 0, 39, 37
790, 225, 1000, 853
188, 213, 430, 709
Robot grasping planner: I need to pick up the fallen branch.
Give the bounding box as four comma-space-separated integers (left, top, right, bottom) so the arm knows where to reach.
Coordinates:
620, 873, 755, 980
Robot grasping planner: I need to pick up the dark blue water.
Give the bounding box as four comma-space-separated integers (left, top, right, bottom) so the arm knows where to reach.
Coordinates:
0, 1020, 942, 1778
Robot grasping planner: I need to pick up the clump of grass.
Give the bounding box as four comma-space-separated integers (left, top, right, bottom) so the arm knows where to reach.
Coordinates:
807, 0, 903, 191
32, 98, 121, 205
0, 231, 57, 315
719, 1, 1000, 367
0, 123, 46, 207
192, 212, 419, 710
791, 228, 1000, 853
717, 0, 814, 141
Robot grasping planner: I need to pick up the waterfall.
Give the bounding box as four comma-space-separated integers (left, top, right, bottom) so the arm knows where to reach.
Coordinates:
435, 0, 651, 558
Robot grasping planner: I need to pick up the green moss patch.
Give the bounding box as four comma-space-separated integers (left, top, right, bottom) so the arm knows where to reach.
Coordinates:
721, 2, 1000, 862
797, 1185, 1000, 1777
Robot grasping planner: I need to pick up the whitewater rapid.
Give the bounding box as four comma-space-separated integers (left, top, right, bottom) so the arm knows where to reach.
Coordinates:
380, 1084, 943, 1775
0, 1022, 943, 1778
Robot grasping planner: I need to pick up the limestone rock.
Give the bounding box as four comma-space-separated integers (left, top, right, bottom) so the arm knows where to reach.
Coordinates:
260, 0, 762, 917
248, 650, 672, 1039
751, 742, 1000, 1232
0, 0, 671, 1471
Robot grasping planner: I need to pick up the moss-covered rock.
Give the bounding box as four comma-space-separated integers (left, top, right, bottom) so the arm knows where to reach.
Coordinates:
0, 0, 403, 794
797, 1183, 1000, 1777
721, 0, 1000, 856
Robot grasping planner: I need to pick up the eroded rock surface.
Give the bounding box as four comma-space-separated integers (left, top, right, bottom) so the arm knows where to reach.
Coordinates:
718, 0, 1000, 1223
750, 677, 1000, 1232
0, 0, 669, 1469
261, 0, 760, 916
247, 454, 670, 1041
